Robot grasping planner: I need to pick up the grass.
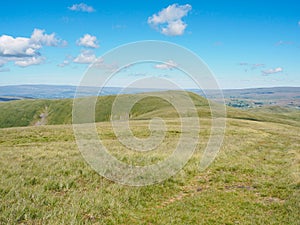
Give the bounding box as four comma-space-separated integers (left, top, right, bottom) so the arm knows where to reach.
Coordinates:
0, 91, 209, 128
1, 90, 299, 130
0, 91, 299, 224
0, 116, 299, 224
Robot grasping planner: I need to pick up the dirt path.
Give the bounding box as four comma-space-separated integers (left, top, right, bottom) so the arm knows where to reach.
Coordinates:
35, 106, 48, 126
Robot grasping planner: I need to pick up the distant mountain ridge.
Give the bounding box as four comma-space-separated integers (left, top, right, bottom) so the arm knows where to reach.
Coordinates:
0, 84, 299, 98
0, 84, 299, 108
0, 85, 154, 100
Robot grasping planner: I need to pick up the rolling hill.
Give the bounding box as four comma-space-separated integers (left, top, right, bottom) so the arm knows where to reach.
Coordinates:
1, 85, 299, 109
0, 90, 299, 129
0, 91, 299, 224
0, 91, 210, 128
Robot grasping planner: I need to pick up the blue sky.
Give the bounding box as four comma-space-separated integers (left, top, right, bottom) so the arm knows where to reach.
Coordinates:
0, 0, 299, 89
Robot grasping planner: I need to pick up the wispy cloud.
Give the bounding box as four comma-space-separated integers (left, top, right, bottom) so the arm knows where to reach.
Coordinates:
0, 67, 10, 72
148, 4, 192, 36
239, 63, 284, 76
73, 49, 97, 64
252, 63, 265, 69
262, 67, 283, 75
213, 41, 223, 47
238, 62, 265, 72
68, 3, 95, 13
155, 60, 177, 70
112, 24, 127, 30
0, 29, 65, 67
239, 62, 249, 66
77, 34, 99, 48
275, 40, 294, 46
57, 60, 71, 68
57, 55, 73, 68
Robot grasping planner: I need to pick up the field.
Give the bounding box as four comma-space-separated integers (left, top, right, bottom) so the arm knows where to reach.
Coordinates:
0, 92, 299, 224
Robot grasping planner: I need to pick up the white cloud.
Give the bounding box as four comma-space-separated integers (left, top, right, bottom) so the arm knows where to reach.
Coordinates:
155, 60, 177, 70
238, 62, 265, 72
73, 50, 97, 64
298, 21, 300, 26
77, 34, 99, 48
14, 56, 45, 67
148, 4, 192, 36
0, 29, 65, 67
31, 29, 60, 47
57, 55, 74, 67
0, 35, 36, 57
57, 60, 71, 68
93, 59, 119, 72
161, 20, 187, 36
68, 3, 95, 12
262, 67, 283, 75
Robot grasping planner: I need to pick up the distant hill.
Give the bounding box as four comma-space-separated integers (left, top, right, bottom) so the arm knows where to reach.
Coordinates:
0, 84, 164, 100
0, 91, 209, 128
0, 96, 30, 102
0, 90, 299, 129
0, 85, 299, 108
194, 87, 300, 109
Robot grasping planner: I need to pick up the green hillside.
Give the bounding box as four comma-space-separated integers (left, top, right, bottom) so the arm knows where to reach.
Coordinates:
0, 118, 299, 224
0, 91, 299, 224
0, 91, 210, 128
0, 91, 299, 129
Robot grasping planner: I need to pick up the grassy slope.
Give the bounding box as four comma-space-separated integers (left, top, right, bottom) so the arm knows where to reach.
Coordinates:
0, 118, 299, 224
0, 91, 299, 224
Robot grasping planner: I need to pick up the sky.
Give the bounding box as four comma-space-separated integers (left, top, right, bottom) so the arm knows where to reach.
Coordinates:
0, 0, 299, 89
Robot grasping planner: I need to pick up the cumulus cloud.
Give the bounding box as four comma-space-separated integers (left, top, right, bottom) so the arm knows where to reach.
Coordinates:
262, 67, 283, 75
148, 4, 192, 36
155, 60, 177, 70
161, 20, 187, 36
14, 56, 45, 67
31, 29, 61, 47
77, 34, 99, 48
68, 3, 95, 12
0, 29, 65, 67
73, 50, 97, 64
